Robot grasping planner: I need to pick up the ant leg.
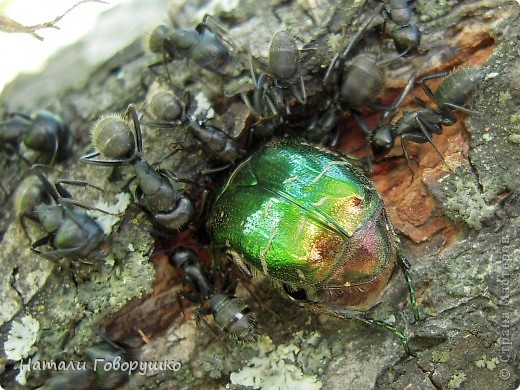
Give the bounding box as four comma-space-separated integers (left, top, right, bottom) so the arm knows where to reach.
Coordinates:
55, 179, 106, 198
289, 76, 306, 105
223, 276, 239, 297
80, 151, 128, 166
389, 71, 417, 112
323, 2, 384, 85
323, 52, 340, 86
412, 96, 428, 107
242, 91, 259, 115
152, 148, 183, 168
414, 117, 449, 167
419, 72, 450, 102
442, 102, 481, 116
31, 164, 61, 202
351, 111, 377, 173
177, 290, 199, 320
299, 75, 307, 104
200, 14, 239, 53
241, 279, 282, 322
124, 104, 143, 155
30, 236, 75, 272
255, 73, 271, 115
352, 111, 373, 137
59, 198, 118, 215
200, 164, 233, 175
146, 40, 175, 84
399, 138, 415, 179
19, 212, 40, 244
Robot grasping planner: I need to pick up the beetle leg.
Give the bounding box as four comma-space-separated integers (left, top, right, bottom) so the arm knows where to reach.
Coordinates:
396, 253, 420, 322
360, 317, 411, 355
226, 249, 254, 279
302, 301, 411, 355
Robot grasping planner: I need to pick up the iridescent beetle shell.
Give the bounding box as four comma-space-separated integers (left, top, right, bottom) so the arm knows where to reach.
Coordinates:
208, 138, 400, 311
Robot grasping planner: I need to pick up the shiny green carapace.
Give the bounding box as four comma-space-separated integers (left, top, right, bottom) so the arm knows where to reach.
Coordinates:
208, 139, 401, 310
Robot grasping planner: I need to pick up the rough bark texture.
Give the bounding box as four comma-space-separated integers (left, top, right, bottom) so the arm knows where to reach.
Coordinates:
0, 0, 518, 389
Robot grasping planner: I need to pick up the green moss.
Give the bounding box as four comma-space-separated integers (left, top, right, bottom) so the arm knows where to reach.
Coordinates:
431, 349, 450, 363
509, 112, 520, 132
196, 328, 327, 385
228, 333, 327, 389
294, 331, 332, 376
198, 340, 257, 380
475, 354, 499, 370
498, 91, 512, 106
326, 33, 347, 58
441, 169, 496, 229
416, 0, 458, 21
508, 134, 520, 144
448, 370, 467, 389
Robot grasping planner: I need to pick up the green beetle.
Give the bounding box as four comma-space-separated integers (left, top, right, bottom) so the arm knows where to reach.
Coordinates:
208, 138, 418, 352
